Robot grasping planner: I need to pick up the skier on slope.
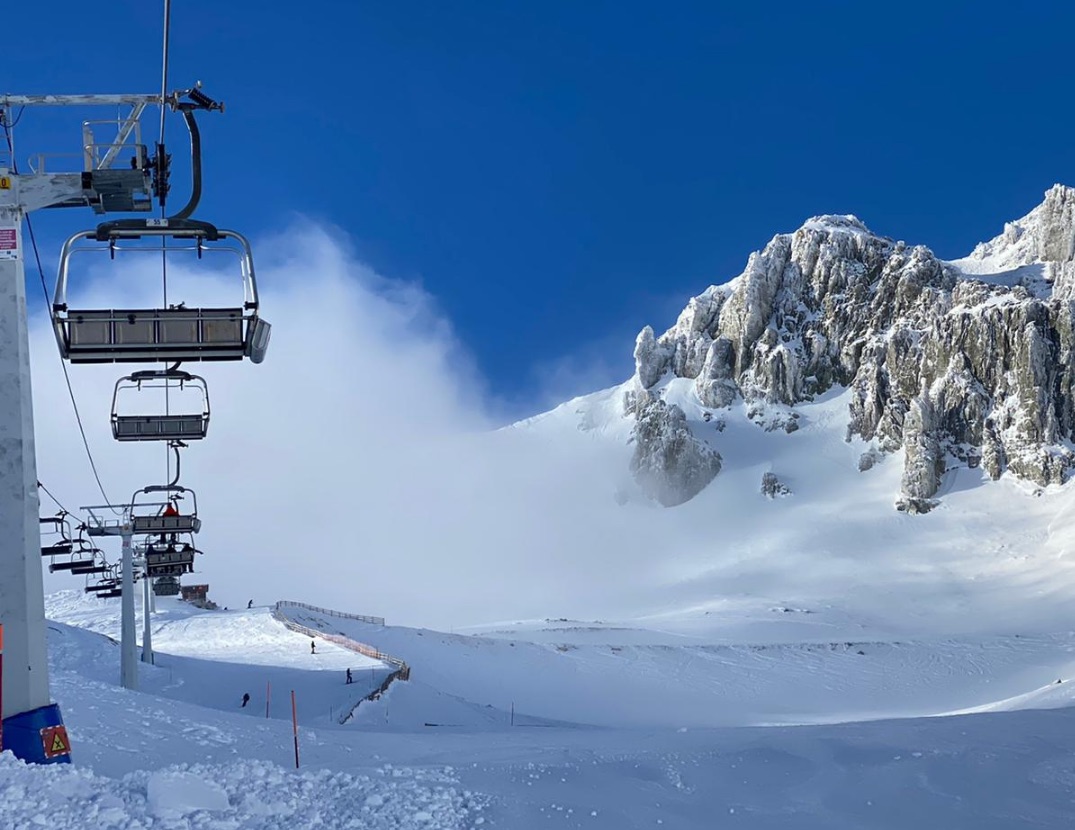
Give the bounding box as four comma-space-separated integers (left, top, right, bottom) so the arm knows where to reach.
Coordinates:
346, 668, 353, 685
310, 640, 316, 655
241, 692, 250, 708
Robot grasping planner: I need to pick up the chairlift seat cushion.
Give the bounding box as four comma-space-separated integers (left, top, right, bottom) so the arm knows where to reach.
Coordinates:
131, 514, 201, 534
113, 415, 207, 441
61, 307, 247, 362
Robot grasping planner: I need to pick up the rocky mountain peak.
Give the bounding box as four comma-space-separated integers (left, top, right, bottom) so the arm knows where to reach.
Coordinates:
626, 187, 1075, 510
962, 184, 1075, 268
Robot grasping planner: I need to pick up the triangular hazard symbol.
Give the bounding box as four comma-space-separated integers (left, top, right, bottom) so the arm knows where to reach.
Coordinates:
50, 732, 68, 753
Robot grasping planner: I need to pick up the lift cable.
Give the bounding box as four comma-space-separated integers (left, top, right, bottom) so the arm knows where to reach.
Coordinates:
159, 0, 174, 487
0, 121, 119, 510
37, 480, 73, 516
158, 0, 171, 150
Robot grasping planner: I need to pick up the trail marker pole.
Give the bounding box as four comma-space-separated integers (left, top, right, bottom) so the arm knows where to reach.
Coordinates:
266, 680, 270, 719
291, 690, 300, 768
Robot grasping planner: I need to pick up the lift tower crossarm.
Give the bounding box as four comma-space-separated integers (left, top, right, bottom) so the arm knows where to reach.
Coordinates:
0, 93, 162, 107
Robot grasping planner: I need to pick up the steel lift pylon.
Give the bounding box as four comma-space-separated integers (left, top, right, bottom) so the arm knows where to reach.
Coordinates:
0, 84, 231, 763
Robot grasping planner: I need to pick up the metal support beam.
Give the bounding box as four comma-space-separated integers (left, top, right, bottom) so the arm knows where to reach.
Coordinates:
141, 559, 153, 665
0, 94, 161, 107
96, 103, 147, 170
120, 531, 136, 689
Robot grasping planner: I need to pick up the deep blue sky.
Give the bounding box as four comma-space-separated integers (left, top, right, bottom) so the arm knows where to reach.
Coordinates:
4, 1, 1074, 409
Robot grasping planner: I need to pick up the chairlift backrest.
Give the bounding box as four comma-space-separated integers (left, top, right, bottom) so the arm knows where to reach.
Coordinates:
130, 483, 201, 535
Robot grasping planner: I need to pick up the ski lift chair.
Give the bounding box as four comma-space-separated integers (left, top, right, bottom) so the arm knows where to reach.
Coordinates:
111, 369, 211, 441
52, 219, 271, 364
144, 540, 198, 577
71, 562, 111, 576
153, 575, 182, 596
85, 583, 119, 594
85, 568, 121, 595
129, 484, 201, 535
40, 514, 75, 557
48, 543, 97, 573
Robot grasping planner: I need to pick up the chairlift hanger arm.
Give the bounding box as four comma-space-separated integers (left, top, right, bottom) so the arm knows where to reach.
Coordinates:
53, 225, 259, 311
158, 85, 224, 217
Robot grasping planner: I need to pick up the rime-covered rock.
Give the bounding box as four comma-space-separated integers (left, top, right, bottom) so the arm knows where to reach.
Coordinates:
625, 389, 722, 507
625, 185, 1075, 508
859, 447, 883, 472
898, 386, 944, 512
760, 472, 790, 498
633, 326, 672, 389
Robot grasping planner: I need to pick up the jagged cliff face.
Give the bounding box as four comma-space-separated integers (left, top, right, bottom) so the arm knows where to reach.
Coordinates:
629, 185, 1075, 510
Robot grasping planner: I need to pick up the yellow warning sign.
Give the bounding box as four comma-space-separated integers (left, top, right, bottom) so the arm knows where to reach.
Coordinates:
40, 725, 71, 759
0, 177, 10, 189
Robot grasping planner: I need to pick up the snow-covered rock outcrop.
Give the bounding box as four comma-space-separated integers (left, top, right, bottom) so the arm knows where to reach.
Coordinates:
625, 389, 722, 507
628, 184, 1075, 508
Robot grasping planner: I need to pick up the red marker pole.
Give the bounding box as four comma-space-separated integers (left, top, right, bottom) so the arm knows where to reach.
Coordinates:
291, 690, 299, 769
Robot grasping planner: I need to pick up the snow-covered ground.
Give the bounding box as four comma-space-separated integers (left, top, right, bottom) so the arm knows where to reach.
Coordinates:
17, 201, 1075, 826
4, 589, 1075, 828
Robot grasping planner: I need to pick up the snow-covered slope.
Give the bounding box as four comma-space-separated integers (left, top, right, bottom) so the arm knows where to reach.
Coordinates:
9, 591, 1075, 828
512, 376, 1075, 644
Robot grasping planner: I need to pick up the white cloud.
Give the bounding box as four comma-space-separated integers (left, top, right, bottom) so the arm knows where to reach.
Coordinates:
31, 220, 681, 628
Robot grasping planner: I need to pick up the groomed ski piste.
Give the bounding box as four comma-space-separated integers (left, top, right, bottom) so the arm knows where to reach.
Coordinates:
6, 581, 1075, 829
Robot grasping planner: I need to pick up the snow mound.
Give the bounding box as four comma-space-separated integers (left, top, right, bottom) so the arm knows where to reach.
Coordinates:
0, 753, 480, 830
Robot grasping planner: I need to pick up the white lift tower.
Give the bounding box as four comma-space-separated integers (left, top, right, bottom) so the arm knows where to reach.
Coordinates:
0, 92, 160, 764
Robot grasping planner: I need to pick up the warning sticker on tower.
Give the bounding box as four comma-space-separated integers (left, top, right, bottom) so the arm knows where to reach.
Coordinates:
0, 227, 17, 261
40, 725, 71, 760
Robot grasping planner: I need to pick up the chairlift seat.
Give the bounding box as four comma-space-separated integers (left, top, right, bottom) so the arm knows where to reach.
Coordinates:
59, 307, 261, 363
49, 559, 93, 572
85, 579, 119, 591
145, 548, 195, 576
113, 414, 207, 441
99, 589, 123, 599
70, 564, 110, 575
132, 514, 201, 534
153, 576, 181, 596
147, 562, 193, 577
41, 542, 74, 557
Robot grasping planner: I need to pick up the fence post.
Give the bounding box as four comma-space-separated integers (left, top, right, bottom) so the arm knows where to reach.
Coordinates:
265, 680, 271, 719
